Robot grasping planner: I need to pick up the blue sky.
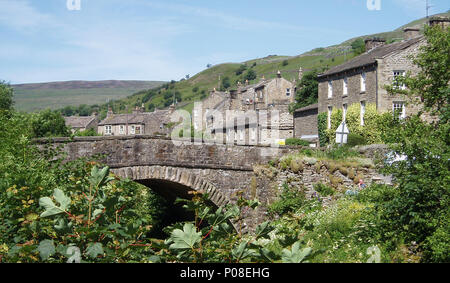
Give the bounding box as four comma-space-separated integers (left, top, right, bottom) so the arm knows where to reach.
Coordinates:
0, 0, 448, 84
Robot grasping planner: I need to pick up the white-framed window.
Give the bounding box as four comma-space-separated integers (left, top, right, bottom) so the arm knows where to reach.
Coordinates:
251, 127, 257, 141
393, 102, 406, 119
328, 81, 333, 98
327, 106, 333, 129
119, 125, 124, 135
343, 77, 348, 96
234, 128, 238, 142
105, 125, 112, 135
393, 70, 406, 90
343, 103, 348, 122
130, 125, 135, 135
286, 88, 291, 97
360, 101, 366, 126
136, 126, 141, 135
361, 72, 366, 92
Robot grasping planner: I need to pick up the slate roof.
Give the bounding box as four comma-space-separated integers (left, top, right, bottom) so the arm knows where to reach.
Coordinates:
318, 37, 424, 78
64, 116, 96, 129
293, 103, 318, 113
98, 109, 171, 126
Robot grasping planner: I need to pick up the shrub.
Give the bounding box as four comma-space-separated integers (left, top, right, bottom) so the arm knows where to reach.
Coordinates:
268, 183, 306, 216
314, 183, 335, 196
318, 112, 329, 147
347, 133, 367, 147
290, 158, 304, 173
286, 138, 310, 146
326, 103, 384, 145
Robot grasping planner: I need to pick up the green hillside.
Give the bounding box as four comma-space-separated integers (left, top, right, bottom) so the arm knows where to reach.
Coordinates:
98, 13, 449, 116
12, 80, 165, 112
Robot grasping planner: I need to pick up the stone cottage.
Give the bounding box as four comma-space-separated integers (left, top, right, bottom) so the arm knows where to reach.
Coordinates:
98, 105, 175, 136
198, 71, 298, 145
318, 30, 425, 130
64, 114, 99, 133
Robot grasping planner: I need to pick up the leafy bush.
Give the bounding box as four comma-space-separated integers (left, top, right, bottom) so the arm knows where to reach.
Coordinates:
31, 110, 70, 138
326, 103, 385, 145
318, 112, 329, 147
314, 183, 335, 196
285, 138, 310, 146
268, 183, 306, 217
347, 133, 367, 147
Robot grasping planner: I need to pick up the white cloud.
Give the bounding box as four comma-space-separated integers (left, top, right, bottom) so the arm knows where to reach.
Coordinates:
0, 0, 52, 30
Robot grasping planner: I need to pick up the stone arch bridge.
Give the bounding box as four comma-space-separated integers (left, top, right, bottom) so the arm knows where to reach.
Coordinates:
37, 136, 297, 228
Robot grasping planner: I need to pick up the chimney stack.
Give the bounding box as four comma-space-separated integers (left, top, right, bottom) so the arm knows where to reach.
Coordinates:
429, 16, 450, 28
298, 67, 303, 81
107, 106, 113, 117
403, 27, 421, 40
277, 70, 281, 78
364, 38, 386, 52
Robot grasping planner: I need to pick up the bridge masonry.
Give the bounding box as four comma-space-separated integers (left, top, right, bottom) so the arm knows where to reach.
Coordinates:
37, 135, 299, 230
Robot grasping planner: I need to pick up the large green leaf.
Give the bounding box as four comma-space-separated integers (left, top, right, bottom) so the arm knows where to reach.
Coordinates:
169, 223, 201, 250
37, 239, 56, 261
254, 221, 274, 240
86, 242, 104, 259
281, 242, 312, 263
39, 189, 71, 218
89, 166, 115, 189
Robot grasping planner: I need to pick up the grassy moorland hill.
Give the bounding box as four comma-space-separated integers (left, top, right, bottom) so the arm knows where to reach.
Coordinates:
12, 80, 165, 112
97, 12, 448, 116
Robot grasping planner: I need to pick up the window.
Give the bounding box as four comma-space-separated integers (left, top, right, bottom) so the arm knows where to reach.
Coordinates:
286, 88, 291, 97
130, 125, 135, 135
105, 125, 112, 135
343, 77, 348, 96
251, 128, 257, 141
360, 101, 366, 126
393, 70, 406, 90
234, 128, 238, 142
119, 125, 124, 135
361, 72, 366, 92
327, 106, 333, 129
328, 81, 333, 98
239, 129, 244, 140
343, 103, 348, 122
393, 102, 406, 119
136, 126, 141, 135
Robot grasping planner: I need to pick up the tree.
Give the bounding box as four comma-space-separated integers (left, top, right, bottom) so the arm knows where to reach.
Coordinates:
31, 109, 70, 138
221, 76, 231, 90
351, 38, 366, 55
290, 69, 320, 112
244, 69, 257, 82
235, 64, 247, 76
0, 81, 14, 111
379, 24, 450, 262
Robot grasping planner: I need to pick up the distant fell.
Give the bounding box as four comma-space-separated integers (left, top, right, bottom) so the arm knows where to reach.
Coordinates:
12, 80, 165, 112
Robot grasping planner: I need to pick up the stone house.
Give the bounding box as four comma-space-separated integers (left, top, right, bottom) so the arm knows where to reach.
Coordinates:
64, 114, 99, 133
198, 71, 298, 145
98, 105, 175, 136
317, 17, 449, 131
317, 30, 426, 131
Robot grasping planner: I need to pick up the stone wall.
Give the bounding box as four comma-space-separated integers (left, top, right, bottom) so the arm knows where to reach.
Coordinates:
294, 106, 318, 139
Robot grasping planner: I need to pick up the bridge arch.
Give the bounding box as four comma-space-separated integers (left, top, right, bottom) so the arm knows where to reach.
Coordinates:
112, 165, 230, 208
